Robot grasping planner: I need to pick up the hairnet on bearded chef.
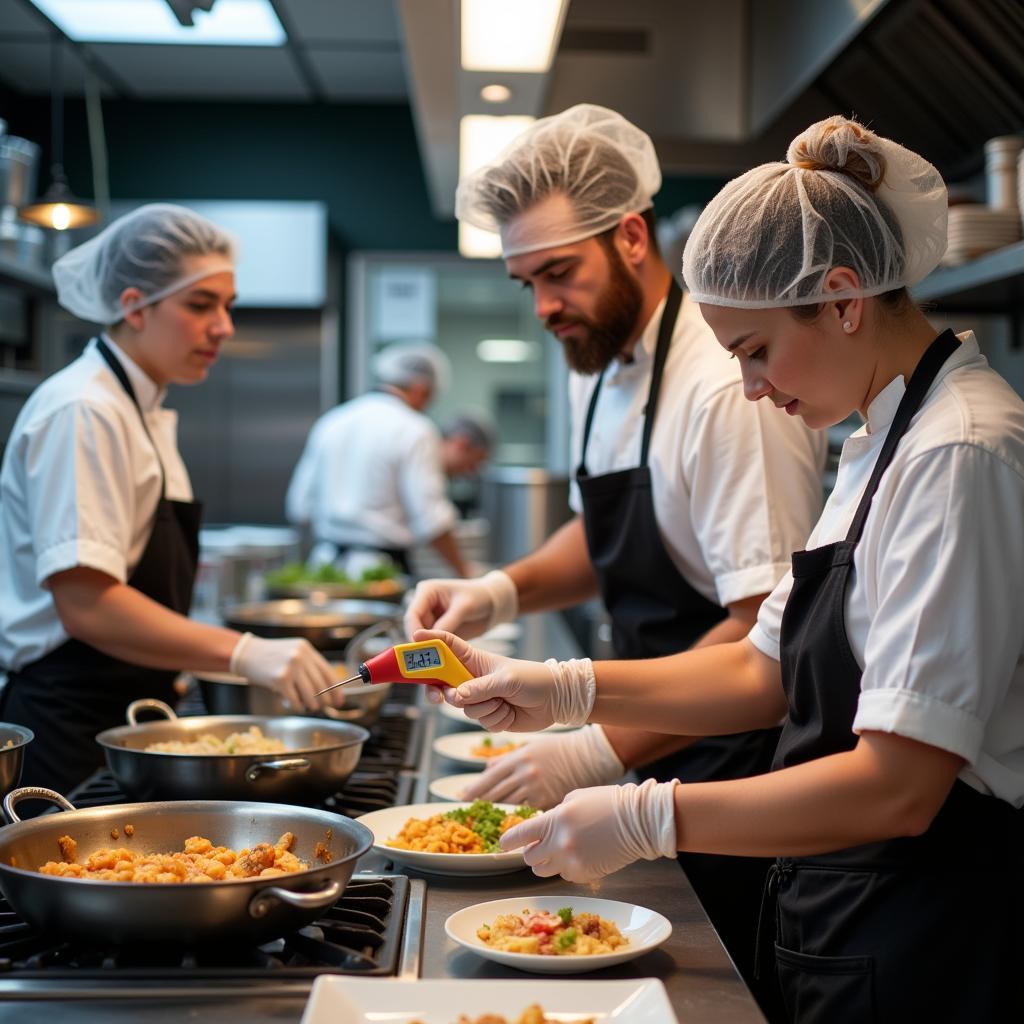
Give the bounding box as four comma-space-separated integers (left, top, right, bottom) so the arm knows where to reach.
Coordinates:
373, 342, 452, 394
682, 116, 948, 309
455, 104, 662, 258
52, 203, 236, 325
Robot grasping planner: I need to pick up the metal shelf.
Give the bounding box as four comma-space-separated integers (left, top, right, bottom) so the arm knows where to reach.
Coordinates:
912, 240, 1024, 312
0, 252, 54, 294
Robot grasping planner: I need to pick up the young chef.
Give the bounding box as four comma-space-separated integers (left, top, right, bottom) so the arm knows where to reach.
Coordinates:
405, 104, 826, 993
0, 204, 337, 796
423, 116, 1024, 1023
285, 343, 472, 578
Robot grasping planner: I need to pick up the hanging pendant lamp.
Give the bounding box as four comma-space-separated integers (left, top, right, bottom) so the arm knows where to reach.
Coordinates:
19, 37, 98, 231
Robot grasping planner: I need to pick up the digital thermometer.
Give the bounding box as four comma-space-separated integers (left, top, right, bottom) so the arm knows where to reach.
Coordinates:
313, 638, 473, 696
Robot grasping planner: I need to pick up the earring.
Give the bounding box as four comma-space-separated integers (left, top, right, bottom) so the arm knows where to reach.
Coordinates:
843, 320, 853, 332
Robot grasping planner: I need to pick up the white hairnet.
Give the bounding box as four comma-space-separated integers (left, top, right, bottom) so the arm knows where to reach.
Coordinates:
373, 343, 451, 394
52, 203, 236, 324
455, 104, 662, 258
682, 116, 948, 309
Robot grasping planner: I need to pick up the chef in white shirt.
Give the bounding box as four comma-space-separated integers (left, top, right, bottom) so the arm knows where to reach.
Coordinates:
404, 104, 826, 999
422, 116, 1024, 1024
0, 204, 336, 796
285, 343, 471, 578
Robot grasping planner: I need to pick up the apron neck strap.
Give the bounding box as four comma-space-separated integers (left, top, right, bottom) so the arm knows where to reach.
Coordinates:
579, 277, 684, 473
844, 329, 960, 545
95, 337, 168, 498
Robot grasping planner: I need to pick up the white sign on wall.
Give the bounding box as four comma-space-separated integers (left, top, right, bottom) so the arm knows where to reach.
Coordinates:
371, 267, 436, 341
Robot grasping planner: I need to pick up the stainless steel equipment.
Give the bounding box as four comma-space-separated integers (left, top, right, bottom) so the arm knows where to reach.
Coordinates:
480, 466, 571, 564
0, 724, 32, 797
0, 787, 373, 945
96, 700, 368, 802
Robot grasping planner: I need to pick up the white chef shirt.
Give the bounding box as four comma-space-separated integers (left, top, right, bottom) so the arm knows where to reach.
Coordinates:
568, 294, 828, 607
0, 335, 192, 671
750, 333, 1024, 807
285, 390, 457, 551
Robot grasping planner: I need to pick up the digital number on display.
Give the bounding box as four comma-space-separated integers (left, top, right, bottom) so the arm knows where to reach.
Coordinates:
402, 647, 443, 672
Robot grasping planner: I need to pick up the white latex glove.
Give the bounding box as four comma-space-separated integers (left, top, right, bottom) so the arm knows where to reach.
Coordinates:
461, 726, 625, 809
500, 779, 680, 883
229, 632, 336, 712
403, 570, 517, 639
413, 629, 596, 732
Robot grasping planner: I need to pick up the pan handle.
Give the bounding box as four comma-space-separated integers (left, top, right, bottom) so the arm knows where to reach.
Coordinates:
248, 879, 343, 918
346, 618, 403, 667
127, 699, 178, 726
245, 758, 311, 783
4, 787, 76, 824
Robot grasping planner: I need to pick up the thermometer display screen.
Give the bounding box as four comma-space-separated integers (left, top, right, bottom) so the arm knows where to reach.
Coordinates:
402, 646, 443, 672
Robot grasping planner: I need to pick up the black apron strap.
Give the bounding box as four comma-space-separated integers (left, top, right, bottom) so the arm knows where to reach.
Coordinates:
95, 337, 167, 498
844, 329, 960, 545
578, 278, 683, 475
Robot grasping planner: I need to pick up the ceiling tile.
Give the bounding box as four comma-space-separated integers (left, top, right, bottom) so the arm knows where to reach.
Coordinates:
0, 0, 50, 36
0, 38, 114, 95
85, 43, 311, 99
305, 48, 406, 100
277, 0, 400, 45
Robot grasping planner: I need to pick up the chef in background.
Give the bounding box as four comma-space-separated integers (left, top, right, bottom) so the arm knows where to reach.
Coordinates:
440, 412, 496, 480
0, 204, 336, 796
405, 104, 826, 1001
286, 343, 472, 578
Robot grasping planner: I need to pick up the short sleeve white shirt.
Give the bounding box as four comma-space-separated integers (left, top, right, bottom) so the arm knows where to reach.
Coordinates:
0, 336, 192, 670
749, 333, 1024, 806
568, 294, 828, 607
285, 390, 457, 551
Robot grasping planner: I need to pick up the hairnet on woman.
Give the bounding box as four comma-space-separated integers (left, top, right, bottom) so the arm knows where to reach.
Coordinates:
0, 203, 339, 794
419, 116, 1024, 1024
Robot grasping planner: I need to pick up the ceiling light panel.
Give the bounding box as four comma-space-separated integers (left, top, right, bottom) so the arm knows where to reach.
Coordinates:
461, 0, 567, 72
28, 0, 287, 45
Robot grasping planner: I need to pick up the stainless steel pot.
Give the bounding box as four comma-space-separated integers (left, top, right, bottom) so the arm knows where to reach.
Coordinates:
0, 787, 372, 945
96, 700, 368, 802
0, 724, 32, 797
222, 598, 401, 653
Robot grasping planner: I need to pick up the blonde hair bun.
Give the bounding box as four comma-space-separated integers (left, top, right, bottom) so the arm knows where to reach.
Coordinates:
787, 115, 887, 193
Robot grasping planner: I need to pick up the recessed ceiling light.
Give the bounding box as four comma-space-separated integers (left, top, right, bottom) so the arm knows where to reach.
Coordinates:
461, 0, 568, 72
28, 0, 286, 45
477, 339, 540, 363
480, 84, 512, 104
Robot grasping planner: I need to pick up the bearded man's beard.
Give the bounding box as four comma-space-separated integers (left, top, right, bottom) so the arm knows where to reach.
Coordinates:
547, 246, 644, 375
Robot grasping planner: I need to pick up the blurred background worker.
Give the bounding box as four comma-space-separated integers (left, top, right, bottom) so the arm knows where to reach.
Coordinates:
440, 412, 497, 519
285, 342, 472, 578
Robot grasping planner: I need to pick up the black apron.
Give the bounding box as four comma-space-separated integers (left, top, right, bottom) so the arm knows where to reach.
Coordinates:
758, 329, 1024, 1023
576, 279, 780, 1003
0, 338, 202, 797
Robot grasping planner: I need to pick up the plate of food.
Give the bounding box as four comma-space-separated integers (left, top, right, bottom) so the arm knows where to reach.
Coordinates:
263, 561, 407, 602
300, 977, 678, 1024
435, 699, 580, 733
432, 731, 532, 767
355, 800, 540, 876
445, 897, 672, 974
427, 772, 483, 802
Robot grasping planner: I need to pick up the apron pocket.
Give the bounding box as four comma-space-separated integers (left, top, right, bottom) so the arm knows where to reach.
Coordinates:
775, 942, 875, 1024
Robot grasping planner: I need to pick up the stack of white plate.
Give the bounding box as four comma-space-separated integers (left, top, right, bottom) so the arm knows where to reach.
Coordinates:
942, 204, 1021, 266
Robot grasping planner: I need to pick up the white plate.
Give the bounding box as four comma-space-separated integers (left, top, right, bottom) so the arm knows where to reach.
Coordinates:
445, 896, 673, 975
355, 802, 533, 876
428, 772, 483, 801
301, 977, 678, 1024
433, 730, 534, 766
436, 699, 580, 733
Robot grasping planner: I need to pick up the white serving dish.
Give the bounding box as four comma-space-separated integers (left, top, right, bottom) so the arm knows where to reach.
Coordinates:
445, 896, 672, 975
428, 771, 483, 801
432, 730, 534, 767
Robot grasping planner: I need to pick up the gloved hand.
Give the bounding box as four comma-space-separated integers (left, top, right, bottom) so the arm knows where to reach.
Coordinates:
403, 570, 518, 639
229, 632, 336, 712
500, 779, 680, 883
413, 629, 596, 732
460, 726, 625, 809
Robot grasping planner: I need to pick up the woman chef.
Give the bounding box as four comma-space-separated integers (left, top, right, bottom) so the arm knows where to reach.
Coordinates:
0, 204, 336, 795
419, 117, 1024, 1023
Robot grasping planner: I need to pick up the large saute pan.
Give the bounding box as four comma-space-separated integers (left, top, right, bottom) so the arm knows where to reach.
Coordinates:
0, 724, 32, 796
0, 787, 372, 945
222, 598, 401, 653
96, 700, 369, 802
